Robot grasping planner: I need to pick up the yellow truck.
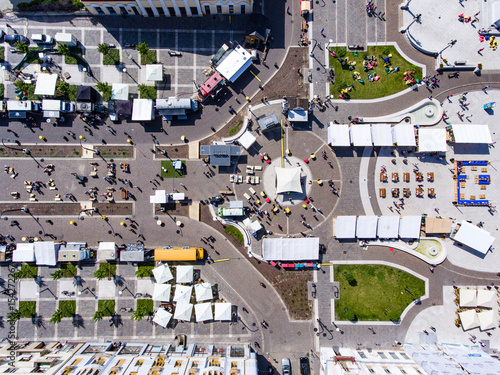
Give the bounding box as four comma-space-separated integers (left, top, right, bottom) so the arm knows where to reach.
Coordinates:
154, 246, 204, 261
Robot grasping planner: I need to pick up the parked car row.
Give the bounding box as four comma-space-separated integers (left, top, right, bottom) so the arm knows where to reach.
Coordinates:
0, 31, 55, 46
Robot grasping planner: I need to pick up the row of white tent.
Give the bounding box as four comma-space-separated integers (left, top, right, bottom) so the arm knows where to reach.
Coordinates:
153, 302, 233, 327
334, 215, 422, 239
153, 282, 213, 303
327, 123, 492, 150
459, 309, 497, 331
459, 288, 497, 309
153, 264, 194, 284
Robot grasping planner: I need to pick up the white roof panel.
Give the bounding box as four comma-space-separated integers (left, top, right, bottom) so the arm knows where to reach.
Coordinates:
216, 45, 252, 82
152, 307, 172, 328
377, 216, 400, 238
146, 64, 163, 81
214, 302, 232, 321
458, 310, 480, 331
35, 73, 58, 96
459, 288, 477, 307
111, 83, 129, 100
356, 216, 378, 239
42, 99, 61, 111
392, 124, 416, 146
476, 289, 496, 308
262, 237, 319, 261
399, 216, 422, 239
477, 310, 496, 331
333, 216, 356, 239
13, 243, 35, 262
349, 124, 372, 146
452, 124, 492, 143
150, 190, 167, 204
328, 123, 350, 146
239, 131, 256, 149
34, 241, 58, 266
371, 124, 393, 146
453, 220, 495, 254
194, 302, 213, 322
418, 128, 447, 152
275, 167, 302, 194
173, 302, 193, 321
132, 99, 154, 121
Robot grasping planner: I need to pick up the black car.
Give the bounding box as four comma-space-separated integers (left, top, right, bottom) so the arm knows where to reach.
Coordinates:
209, 195, 224, 205
5, 34, 28, 44
299, 357, 309, 375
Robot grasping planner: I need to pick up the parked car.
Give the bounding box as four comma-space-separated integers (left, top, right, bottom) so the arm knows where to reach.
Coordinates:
209, 196, 224, 205
281, 358, 290, 375
31, 34, 54, 45
299, 357, 309, 375
4, 34, 28, 44
0, 30, 4, 40
32, 103, 41, 112
60, 102, 75, 113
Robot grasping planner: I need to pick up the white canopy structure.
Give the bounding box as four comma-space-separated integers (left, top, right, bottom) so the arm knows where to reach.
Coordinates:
418, 128, 447, 152
377, 216, 400, 238
173, 285, 193, 304
176, 265, 194, 283
275, 167, 302, 194
328, 124, 350, 146
34, 241, 58, 266
349, 125, 372, 146
146, 64, 163, 81
214, 302, 232, 321
398, 216, 422, 239
174, 302, 193, 321
152, 307, 172, 328
12, 243, 35, 262
371, 124, 393, 146
152, 264, 173, 284
111, 83, 129, 100
132, 99, 154, 121
238, 131, 256, 149
215, 45, 252, 83
34, 73, 58, 96
459, 289, 477, 307
150, 190, 167, 204
453, 220, 495, 255
356, 216, 378, 239
452, 124, 492, 144
476, 289, 496, 308
333, 216, 356, 239
152, 283, 172, 301
392, 124, 416, 146
477, 310, 496, 331
195, 302, 213, 322
459, 309, 480, 331
194, 282, 213, 302
262, 237, 319, 261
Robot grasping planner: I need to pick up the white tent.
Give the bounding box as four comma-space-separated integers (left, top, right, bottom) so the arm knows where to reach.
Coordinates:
132, 99, 154, 121
476, 289, 496, 308
152, 264, 173, 284
150, 190, 167, 204
174, 302, 193, 321
146, 64, 163, 81
34, 241, 58, 266
459, 309, 480, 331
392, 124, 416, 146
176, 265, 194, 283
399, 216, 422, 239
452, 124, 492, 144
418, 129, 447, 152
275, 167, 302, 194
173, 284, 193, 303
262, 237, 319, 261
356, 216, 378, 239
459, 289, 477, 307
371, 124, 393, 146
349, 125, 372, 146
238, 131, 256, 149
152, 307, 172, 328
194, 282, 213, 302
195, 302, 213, 322
111, 83, 129, 100
333, 216, 356, 239
152, 283, 172, 301
453, 220, 495, 255
377, 216, 400, 238
477, 310, 497, 331
34, 73, 58, 96
328, 124, 350, 146
12, 243, 35, 262
214, 302, 232, 321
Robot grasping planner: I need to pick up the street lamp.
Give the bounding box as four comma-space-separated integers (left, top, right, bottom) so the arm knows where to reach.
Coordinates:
326, 39, 334, 50
400, 0, 411, 10
309, 39, 319, 57
400, 13, 421, 34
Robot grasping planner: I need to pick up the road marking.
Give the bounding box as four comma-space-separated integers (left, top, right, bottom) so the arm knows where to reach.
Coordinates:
175, 29, 179, 96
213, 258, 230, 262
249, 70, 261, 82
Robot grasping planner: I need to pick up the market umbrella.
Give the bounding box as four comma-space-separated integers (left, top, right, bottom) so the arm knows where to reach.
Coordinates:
174, 302, 193, 321
152, 264, 173, 284
195, 302, 213, 322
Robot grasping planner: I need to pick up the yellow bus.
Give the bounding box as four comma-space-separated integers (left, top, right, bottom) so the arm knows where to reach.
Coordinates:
154, 246, 204, 262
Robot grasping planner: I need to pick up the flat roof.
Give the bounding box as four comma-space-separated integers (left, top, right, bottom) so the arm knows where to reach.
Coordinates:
328, 123, 350, 146
132, 99, 154, 121
418, 128, 447, 152
453, 220, 495, 254
34, 73, 58, 96
452, 124, 492, 144
262, 237, 319, 261
350, 125, 372, 146
398, 216, 422, 239
216, 45, 252, 82
377, 216, 400, 238
392, 124, 416, 146
371, 124, 393, 146
356, 216, 378, 239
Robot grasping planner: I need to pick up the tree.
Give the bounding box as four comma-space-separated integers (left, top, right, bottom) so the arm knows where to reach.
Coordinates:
51, 269, 64, 280
7, 309, 21, 323
15, 41, 29, 54
93, 310, 104, 322
96, 82, 112, 102
49, 308, 63, 324
136, 42, 149, 56
97, 43, 110, 56
12, 264, 37, 280
135, 267, 153, 279
131, 308, 145, 321
57, 42, 70, 56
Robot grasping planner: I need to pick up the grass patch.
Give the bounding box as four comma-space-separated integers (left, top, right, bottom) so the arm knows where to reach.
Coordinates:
14, 79, 40, 101
58, 300, 76, 317
228, 119, 243, 136
329, 45, 422, 99
136, 262, 154, 278
334, 264, 425, 321
137, 299, 154, 314
140, 50, 157, 65
65, 47, 83, 65
94, 262, 117, 280
19, 301, 36, 318
98, 300, 115, 317
160, 160, 186, 178
138, 84, 157, 99
224, 225, 244, 244
103, 49, 120, 66
0, 84, 4, 100
0, 46, 4, 62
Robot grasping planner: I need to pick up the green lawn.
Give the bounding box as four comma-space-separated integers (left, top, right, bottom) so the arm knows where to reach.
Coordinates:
334, 264, 425, 322
60, 263, 78, 278
160, 160, 186, 178
0, 46, 4, 62
98, 300, 115, 317
0, 84, 4, 100
140, 50, 157, 65
225, 226, 244, 244
19, 301, 36, 318
94, 262, 117, 280
136, 262, 154, 278
137, 299, 154, 315
103, 49, 120, 65
14, 80, 40, 101
329, 45, 422, 99
65, 47, 83, 65
59, 300, 76, 317
138, 84, 157, 99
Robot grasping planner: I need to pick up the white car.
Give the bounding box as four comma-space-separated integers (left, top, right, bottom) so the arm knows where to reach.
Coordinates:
281, 358, 290, 375
31, 34, 54, 45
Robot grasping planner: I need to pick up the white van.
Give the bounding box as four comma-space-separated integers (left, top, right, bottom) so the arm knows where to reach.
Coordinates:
31, 34, 54, 45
